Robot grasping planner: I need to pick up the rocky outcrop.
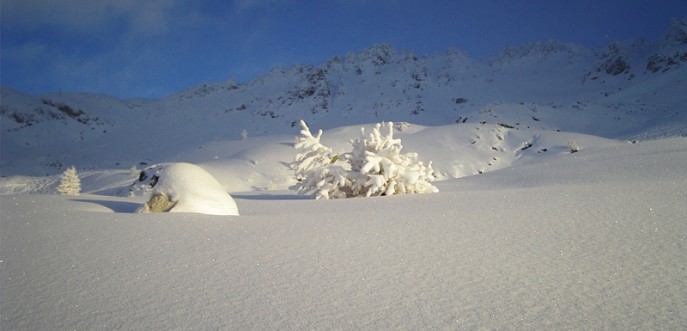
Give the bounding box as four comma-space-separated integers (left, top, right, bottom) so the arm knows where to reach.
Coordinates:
139, 193, 178, 213
595, 43, 631, 76
646, 18, 687, 73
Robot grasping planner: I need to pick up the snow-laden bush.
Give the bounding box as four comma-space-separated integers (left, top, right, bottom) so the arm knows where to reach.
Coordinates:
349, 122, 438, 197
57, 166, 81, 196
292, 120, 352, 199
136, 162, 239, 216
568, 140, 580, 153
292, 120, 438, 199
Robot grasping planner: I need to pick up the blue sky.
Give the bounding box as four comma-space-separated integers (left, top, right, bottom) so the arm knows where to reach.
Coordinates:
2, 0, 685, 99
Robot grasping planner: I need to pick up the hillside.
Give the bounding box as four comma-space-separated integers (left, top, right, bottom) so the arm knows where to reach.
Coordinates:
2, 19, 686, 183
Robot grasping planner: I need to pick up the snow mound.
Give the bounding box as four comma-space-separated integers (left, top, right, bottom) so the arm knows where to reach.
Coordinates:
137, 163, 239, 216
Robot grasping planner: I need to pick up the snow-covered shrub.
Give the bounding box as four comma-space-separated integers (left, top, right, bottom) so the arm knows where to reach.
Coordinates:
292, 120, 438, 199
57, 166, 81, 196
348, 122, 438, 197
129, 165, 139, 176
136, 162, 239, 216
568, 140, 580, 153
292, 120, 351, 199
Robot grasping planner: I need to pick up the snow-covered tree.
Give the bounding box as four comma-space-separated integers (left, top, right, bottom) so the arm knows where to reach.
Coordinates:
292, 120, 351, 199
292, 120, 438, 199
57, 166, 81, 196
348, 122, 438, 197
568, 140, 580, 153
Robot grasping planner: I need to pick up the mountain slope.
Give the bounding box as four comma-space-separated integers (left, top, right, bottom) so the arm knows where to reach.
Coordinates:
1, 19, 686, 182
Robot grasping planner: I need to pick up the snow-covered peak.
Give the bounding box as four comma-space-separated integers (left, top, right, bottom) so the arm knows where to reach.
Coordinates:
645, 17, 687, 74
662, 17, 687, 46
488, 40, 589, 65
345, 43, 398, 67
2, 18, 686, 178
171, 79, 242, 101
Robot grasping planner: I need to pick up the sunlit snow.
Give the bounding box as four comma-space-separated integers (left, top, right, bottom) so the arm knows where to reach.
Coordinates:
2, 21, 687, 329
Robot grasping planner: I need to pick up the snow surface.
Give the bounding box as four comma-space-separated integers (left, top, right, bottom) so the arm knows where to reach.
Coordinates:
2, 138, 686, 329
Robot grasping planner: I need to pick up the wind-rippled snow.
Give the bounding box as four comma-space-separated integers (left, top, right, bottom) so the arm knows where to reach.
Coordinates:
2, 138, 686, 329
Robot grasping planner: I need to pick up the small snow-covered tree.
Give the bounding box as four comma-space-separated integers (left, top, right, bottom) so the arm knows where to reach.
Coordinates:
348, 122, 438, 197
57, 166, 81, 196
568, 140, 580, 153
292, 120, 351, 199
292, 120, 438, 199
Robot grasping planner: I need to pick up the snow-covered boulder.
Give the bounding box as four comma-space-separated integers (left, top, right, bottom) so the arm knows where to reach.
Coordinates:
137, 162, 239, 216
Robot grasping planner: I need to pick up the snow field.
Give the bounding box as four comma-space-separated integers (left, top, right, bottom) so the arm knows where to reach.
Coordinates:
2, 137, 686, 329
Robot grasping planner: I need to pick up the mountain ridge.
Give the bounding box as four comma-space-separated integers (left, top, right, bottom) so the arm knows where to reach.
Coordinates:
1, 18, 686, 178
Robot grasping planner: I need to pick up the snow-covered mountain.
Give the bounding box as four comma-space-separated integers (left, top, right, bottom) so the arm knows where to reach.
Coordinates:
3, 19, 687, 330
1, 18, 686, 184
